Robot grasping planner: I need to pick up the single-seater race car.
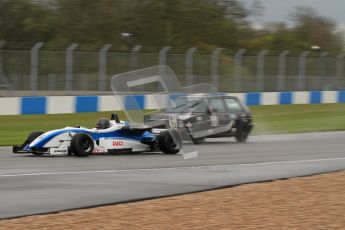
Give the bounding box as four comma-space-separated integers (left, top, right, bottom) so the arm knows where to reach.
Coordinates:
13, 114, 182, 157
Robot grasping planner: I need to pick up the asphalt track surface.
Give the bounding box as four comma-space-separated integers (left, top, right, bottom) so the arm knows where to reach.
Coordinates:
1, 131, 345, 219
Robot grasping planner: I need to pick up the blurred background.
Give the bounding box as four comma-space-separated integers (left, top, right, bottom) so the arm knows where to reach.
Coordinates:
1, 0, 345, 96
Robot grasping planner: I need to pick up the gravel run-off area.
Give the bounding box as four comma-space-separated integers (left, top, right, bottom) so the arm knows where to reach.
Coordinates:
1, 170, 345, 229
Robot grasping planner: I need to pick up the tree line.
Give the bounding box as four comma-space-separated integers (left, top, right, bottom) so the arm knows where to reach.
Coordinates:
0, 0, 343, 52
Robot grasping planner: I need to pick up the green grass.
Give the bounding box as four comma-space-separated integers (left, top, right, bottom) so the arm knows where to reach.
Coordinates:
251, 104, 345, 135
0, 104, 344, 146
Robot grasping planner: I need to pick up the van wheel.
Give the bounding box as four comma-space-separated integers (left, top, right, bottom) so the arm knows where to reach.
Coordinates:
235, 130, 248, 143
192, 137, 205, 145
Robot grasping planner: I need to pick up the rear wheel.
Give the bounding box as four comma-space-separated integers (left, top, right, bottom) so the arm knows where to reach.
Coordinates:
27, 132, 44, 143
70, 133, 94, 157
22, 132, 44, 155
158, 130, 182, 154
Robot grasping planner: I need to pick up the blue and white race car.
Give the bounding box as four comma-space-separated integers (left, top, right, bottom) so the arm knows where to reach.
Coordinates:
13, 114, 182, 157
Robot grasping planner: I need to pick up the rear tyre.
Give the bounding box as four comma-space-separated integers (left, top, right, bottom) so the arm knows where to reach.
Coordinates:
27, 132, 44, 143
158, 130, 182, 154
70, 133, 94, 157
235, 130, 248, 143
22, 131, 44, 155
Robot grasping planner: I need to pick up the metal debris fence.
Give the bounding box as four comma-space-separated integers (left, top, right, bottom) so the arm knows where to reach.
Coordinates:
0, 42, 344, 96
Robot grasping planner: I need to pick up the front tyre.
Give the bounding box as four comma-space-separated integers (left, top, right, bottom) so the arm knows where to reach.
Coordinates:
70, 133, 94, 157
235, 130, 248, 143
158, 130, 182, 154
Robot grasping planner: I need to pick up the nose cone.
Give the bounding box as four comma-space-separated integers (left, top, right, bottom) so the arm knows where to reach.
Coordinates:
29, 133, 46, 148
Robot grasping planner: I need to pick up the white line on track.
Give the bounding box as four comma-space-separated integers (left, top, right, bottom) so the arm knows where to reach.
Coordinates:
1, 157, 345, 178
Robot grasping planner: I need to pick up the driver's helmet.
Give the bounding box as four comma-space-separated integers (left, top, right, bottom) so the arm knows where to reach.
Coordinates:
96, 118, 110, 129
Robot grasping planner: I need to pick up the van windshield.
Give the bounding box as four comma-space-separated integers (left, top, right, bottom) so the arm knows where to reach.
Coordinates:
165, 97, 207, 113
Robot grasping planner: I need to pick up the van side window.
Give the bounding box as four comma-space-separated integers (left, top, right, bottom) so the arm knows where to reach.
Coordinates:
209, 99, 227, 113
224, 98, 243, 112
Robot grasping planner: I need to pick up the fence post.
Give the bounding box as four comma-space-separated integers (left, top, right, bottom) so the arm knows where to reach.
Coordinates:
317, 52, 328, 90
158, 46, 170, 79
277, 50, 290, 91
159, 46, 170, 66
98, 44, 112, 92
65, 43, 79, 91
256, 50, 268, 91
211, 48, 223, 89
48, 74, 56, 90
0, 40, 5, 86
185, 47, 197, 86
0, 41, 14, 96
30, 42, 44, 91
131, 45, 142, 70
298, 51, 309, 91
336, 53, 345, 90
234, 49, 246, 92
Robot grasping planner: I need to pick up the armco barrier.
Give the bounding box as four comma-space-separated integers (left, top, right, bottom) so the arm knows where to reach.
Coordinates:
0, 91, 344, 116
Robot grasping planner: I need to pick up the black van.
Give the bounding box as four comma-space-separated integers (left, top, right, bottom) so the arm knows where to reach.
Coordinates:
144, 95, 254, 144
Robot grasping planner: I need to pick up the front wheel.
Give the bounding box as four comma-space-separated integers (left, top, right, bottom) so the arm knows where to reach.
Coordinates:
158, 130, 182, 154
70, 133, 94, 157
235, 130, 249, 143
